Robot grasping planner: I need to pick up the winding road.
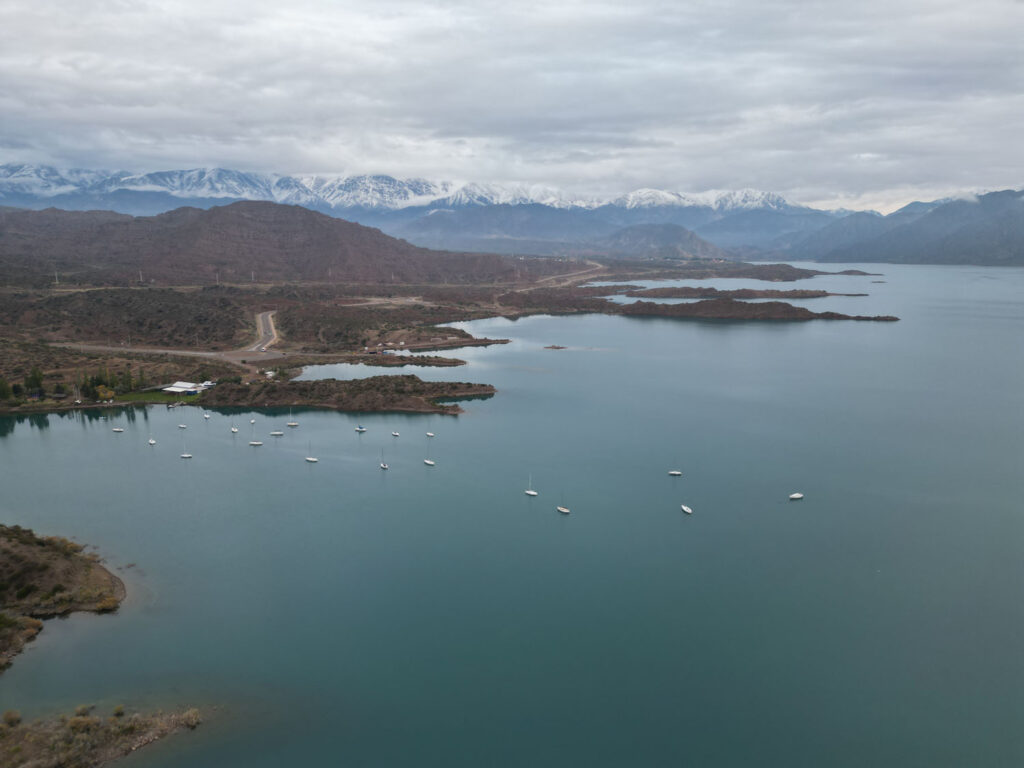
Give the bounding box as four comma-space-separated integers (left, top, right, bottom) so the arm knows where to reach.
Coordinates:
57, 311, 284, 370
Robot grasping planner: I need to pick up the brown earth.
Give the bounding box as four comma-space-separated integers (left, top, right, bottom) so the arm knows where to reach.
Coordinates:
0, 525, 125, 671
198, 376, 496, 414
0, 705, 201, 768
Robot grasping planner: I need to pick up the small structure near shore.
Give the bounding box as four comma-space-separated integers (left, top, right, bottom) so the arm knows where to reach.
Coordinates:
162, 381, 213, 395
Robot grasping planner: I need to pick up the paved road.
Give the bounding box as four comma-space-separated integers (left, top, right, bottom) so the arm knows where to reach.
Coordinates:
57, 310, 285, 370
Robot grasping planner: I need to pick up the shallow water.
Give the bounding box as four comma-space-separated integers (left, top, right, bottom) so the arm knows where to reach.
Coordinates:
1, 263, 1022, 766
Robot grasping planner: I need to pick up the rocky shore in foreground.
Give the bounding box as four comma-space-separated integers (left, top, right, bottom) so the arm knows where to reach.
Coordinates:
0, 525, 125, 671
0, 524, 202, 767
0, 705, 201, 768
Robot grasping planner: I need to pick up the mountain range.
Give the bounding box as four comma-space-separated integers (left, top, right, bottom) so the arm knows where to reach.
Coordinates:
0, 201, 574, 287
1, 163, 1021, 264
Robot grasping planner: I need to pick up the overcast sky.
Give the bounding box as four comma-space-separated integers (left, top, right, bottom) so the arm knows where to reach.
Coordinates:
1, 0, 1021, 211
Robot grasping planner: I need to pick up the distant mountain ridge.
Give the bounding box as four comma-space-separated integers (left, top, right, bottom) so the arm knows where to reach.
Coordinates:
2, 163, 1020, 264
0, 163, 802, 214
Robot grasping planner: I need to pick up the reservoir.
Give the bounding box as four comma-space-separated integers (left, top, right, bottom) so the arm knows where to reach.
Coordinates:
1, 263, 1022, 766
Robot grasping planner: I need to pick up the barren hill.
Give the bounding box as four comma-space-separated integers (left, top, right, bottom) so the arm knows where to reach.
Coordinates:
0, 201, 574, 287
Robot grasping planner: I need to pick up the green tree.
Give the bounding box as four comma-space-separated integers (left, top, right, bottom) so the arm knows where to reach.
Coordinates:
0, 377, 11, 400
24, 366, 44, 393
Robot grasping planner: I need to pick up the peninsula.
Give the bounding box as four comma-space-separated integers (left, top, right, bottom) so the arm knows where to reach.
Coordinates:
0, 524, 201, 767
198, 375, 496, 414
0, 525, 124, 670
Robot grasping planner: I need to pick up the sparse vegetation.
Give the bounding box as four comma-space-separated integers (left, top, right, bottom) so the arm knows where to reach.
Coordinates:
0, 705, 201, 767
0, 525, 124, 671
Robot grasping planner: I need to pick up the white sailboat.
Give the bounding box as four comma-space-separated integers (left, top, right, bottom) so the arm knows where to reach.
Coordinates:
668, 470, 683, 477
112, 427, 124, 433
355, 424, 367, 433
681, 504, 693, 515
426, 431, 435, 438
287, 408, 298, 428
525, 474, 538, 497
305, 441, 318, 463
270, 430, 284, 437
391, 431, 400, 437
556, 491, 569, 514
178, 424, 187, 429
248, 423, 263, 446
180, 437, 192, 459
380, 448, 389, 470
230, 425, 239, 433
148, 437, 156, 446
423, 443, 435, 466
789, 493, 804, 501
203, 413, 211, 420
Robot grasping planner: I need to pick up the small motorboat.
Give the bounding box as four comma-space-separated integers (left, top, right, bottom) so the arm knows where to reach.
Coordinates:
426, 432, 435, 438
681, 505, 693, 515
230, 426, 239, 433
305, 457, 318, 463
789, 493, 804, 501
392, 431, 400, 437
423, 459, 436, 466
250, 418, 256, 424
148, 438, 156, 446
178, 424, 187, 429
203, 413, 211, 420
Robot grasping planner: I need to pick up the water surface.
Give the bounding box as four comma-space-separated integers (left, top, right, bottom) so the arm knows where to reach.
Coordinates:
1, 263, 1022, 767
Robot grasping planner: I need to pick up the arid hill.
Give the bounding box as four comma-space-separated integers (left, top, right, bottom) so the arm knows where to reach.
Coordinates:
0, 202, 575, 287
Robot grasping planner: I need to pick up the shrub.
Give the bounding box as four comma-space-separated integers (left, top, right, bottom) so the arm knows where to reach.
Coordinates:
182, 709, 202, 729
2, 710, 21, 727
68, 716, 100, 733
74, 705, 92, 717
15, 584, 36, 600
95, 596, 120, 613
112, 705, 124, 718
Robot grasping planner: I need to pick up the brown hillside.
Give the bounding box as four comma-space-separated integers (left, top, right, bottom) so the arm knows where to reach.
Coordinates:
0, 202, 574, 287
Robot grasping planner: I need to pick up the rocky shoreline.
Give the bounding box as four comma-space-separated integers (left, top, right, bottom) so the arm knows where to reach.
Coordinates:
0, 525, 126, 671
198, 375, 496, 415
623, 287, 868, 299
618, 298, 899, 321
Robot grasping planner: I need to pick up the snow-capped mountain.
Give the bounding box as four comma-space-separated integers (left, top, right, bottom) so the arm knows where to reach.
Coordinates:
0, 163, 803, 213
0, 162, 851, 252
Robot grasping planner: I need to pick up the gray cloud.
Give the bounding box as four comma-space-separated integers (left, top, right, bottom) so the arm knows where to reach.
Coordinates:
0, 0, 1021, 210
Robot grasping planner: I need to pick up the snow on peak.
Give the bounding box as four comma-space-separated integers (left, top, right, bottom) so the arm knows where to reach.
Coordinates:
0, 164, 800, 213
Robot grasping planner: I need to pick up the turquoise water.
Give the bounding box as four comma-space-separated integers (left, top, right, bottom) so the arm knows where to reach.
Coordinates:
1, 264, 1022, 766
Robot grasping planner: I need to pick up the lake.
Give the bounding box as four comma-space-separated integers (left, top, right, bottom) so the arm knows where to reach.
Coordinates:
1, 263, 1022, 766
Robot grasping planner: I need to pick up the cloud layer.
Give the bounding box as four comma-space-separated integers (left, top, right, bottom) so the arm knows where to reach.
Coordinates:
1, 0, 1021, 210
